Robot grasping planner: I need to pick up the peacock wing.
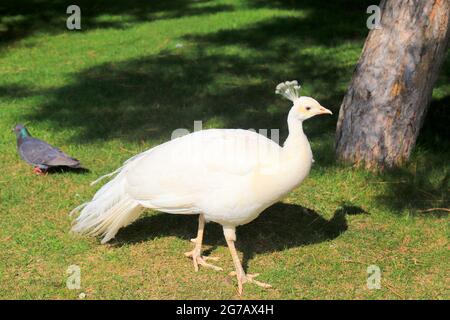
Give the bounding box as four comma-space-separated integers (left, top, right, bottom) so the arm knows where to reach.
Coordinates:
123, 129, 282, 212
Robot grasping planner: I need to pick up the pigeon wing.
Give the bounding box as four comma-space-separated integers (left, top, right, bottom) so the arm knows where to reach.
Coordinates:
19, 138, 80, 168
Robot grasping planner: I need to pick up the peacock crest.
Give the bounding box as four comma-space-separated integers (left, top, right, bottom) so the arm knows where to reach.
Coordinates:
275, 80, 301, 102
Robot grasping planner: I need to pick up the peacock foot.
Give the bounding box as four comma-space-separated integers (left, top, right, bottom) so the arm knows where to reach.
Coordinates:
184, 247, 222, 272
229, 271, 272, 294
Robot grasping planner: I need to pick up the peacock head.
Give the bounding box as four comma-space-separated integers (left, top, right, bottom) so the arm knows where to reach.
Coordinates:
276, 80, 332, 121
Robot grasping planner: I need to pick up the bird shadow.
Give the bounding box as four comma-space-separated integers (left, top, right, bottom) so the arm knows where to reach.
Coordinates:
113, 203, 367, 271
45, 166, 90, 174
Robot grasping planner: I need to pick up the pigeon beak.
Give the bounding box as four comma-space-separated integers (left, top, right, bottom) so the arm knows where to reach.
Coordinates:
318, 106, 332, 115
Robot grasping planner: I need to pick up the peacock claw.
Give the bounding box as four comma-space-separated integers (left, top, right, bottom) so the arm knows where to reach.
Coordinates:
230, 271, 272, 294
184, 249, 223, 272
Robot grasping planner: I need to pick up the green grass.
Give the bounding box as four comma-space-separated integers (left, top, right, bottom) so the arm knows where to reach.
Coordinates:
0, 0, 448, 299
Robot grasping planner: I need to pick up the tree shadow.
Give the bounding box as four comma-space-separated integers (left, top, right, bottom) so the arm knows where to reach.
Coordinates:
373, 94, 450, 215
0, 84, 37, 99
9, 0, 448, 216
19, 0, 380, 144
22, 9, 370, 164
195, 0, 374, 47
113, 203, 366, 271
375, 157, 449, 216
417, 95, 450, 153
0, 0, 234, 49
26, 51, 342, 143
13, 0, 444, 153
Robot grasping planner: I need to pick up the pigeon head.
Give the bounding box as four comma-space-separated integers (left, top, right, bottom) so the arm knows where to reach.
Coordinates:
12, 124, 31, 138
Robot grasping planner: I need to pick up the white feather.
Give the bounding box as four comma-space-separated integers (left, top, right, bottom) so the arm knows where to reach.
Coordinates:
70, 81, 328, 243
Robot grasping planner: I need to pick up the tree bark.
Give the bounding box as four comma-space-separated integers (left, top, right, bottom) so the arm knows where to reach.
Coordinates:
336, 0, 450, 170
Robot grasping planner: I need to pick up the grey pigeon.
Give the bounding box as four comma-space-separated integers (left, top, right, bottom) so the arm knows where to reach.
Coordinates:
13, 124, 84, 174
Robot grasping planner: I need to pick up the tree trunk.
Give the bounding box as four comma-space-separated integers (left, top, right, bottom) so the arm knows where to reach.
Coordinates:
336, 0, 450, 170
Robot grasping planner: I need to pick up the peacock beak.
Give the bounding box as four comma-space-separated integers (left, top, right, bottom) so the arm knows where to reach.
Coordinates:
318, 106, 332, 115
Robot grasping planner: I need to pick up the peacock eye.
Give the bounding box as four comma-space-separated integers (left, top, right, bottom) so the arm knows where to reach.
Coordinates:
306, 107, 311, 111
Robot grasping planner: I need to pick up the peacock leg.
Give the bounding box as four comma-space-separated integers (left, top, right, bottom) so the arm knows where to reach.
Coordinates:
223, 226, 271, 295
184, 214, 222, 271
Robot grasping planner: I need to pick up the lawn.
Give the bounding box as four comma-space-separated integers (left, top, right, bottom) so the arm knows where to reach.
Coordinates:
0, 0, 448, 299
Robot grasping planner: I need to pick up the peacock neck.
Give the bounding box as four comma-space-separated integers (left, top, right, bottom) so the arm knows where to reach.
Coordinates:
257, 112, 312, 203
283, 113, 310, 158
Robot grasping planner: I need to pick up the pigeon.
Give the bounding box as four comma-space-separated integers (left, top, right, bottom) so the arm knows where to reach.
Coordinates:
13, 124, 84, 174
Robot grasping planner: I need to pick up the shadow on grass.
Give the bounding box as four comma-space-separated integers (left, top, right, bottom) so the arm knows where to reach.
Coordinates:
46, 166, 90, 174
418, 95, 450, 153
373, 95, 450, 215
374, 158, 449, 216
7, 0, 448, 216
0, 0, 234, 49
0, 84, 37, 99
27, 52, 341, 145
113, 203, 364, 271
13, 0, 446, 149
18, 0, 381, 144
